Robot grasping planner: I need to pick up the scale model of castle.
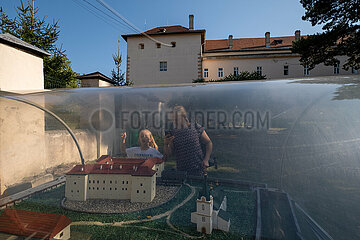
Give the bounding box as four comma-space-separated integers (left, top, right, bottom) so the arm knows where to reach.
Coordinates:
191, 174, 231, 234
65, 155, 164, 203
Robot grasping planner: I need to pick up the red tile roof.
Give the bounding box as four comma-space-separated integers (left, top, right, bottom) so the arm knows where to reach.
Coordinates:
205, 36, 299, 52
67, 156, 163, 177
0, 209, 71, 239
121, 25, 205, 42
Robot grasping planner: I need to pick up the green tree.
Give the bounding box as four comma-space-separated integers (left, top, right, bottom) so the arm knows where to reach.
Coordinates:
0, 0, 79, 88
111, 38, 131, 86
292, 0, 360, 70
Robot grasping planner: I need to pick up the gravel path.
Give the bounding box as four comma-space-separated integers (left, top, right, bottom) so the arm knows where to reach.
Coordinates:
63, 185, 180, 214
71, 184, 199, 239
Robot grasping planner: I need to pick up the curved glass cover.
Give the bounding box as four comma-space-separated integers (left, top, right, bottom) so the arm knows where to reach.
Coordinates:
1, 75, 360, 240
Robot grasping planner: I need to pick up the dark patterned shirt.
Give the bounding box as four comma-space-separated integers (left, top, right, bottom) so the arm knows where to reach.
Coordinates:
171, 122, 204, 176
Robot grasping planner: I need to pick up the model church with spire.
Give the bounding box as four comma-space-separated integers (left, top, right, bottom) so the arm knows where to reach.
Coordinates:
191, 173, 231, 234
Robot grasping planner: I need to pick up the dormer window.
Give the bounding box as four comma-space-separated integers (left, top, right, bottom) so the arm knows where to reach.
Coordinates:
158, 28, 166, 33
139, 43, 144, 49
171, 42, 176, 47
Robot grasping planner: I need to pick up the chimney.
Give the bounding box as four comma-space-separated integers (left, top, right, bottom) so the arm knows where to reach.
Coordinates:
120, 165, 122, 169
265, 32, 270, 47
110, 165, 113, 170
81, 167, 84, 172
295, 30, 301, 41
229, 35, 233, 49
100, 165, 102, 170
189, 14, 194, 30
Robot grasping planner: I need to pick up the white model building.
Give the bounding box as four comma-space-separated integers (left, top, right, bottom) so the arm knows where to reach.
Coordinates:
191, 174, 231, 234
65, 155, 164, 203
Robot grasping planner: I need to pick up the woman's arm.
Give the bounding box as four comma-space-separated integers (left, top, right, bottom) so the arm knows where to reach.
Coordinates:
200, 130, 213, 168
163, 135, 174, 160
120, 132, 127, 156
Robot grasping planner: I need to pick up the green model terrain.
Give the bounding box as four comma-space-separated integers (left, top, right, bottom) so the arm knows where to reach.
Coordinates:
8, 181, 256, 240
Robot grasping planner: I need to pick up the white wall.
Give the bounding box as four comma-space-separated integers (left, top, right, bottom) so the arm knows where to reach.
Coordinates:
202, 55, 355, 80
0, 43, 44, 91
126, 34, 202, 85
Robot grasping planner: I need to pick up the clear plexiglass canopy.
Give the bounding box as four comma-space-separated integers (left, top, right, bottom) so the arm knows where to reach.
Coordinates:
1, 75, 360, 240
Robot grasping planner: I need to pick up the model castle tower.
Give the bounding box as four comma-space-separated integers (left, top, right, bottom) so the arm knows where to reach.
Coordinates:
191, 173, 230, 234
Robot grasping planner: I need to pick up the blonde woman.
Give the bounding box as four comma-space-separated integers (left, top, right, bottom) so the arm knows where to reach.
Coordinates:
164, 106, 213, 176
121, 129, 163, 158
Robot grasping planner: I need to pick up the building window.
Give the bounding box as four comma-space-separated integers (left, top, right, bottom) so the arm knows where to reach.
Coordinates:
284, 65, 289, 75
93, 180, 95, 183
334, 63, 340, 74
156, 43, 161, 48
137, 190, 139, 193
160, 61, 167, 71
110, 188, 112, 190
202, 204, 205, 210
97, 187, 99, 190
352, 67, 358, 74
110, 181, 112, 184
103, 180, 105, 184
202, 217, 205, 222
304, 65, 310, 76
126, 181, 128, 184
171, 42, 176, 47
139, 43, 144, 49
143, 190, 146, 193
125, 188, 128, 190
60, 232, 63, 237
140, 183, 143, 186
74, 182, 76, 185
88, 180, 91, 184
218, 68, 223, 78
204, 68, 208, 78
115, 188, 117, 190
77, 190, 79, 193
122, 181, 124, 184
71, 190, 73, 193
97, 180, 99, 184
234, 67, 239, 76
89, 187, 91, 190
257, 66, 262, 75
103, 187, 105, 190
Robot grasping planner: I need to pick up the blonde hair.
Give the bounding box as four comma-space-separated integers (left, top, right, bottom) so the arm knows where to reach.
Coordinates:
173, 105, 189, 124
137, 129, 158, 150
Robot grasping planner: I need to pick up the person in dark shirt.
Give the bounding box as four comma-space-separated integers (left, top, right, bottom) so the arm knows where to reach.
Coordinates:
163, 106, 213, 176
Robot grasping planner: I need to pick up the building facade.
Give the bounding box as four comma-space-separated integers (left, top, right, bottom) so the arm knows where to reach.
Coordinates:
202, 32, 355, 80
0, 33, 50, 92
77, 71, 116, 87
122, 16, 358, 85
122, 15, 205, 85
65, 155, 164, 202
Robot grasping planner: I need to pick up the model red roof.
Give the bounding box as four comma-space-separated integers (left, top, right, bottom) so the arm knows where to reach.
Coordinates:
67, 156, 163, 177
205, 36, 299, 51
0, 209, 71, 239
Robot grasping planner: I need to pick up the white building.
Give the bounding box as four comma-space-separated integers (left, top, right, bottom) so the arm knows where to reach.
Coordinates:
65, 155, 164, 203
122, 16, 358, 85
122, 15, 205, 85
191, 175, 230, 234
0, 33, 50, 92
77, 71, 116, 87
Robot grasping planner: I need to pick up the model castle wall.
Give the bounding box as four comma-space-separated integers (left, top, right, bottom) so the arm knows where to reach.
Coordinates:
65, 155, 163, 203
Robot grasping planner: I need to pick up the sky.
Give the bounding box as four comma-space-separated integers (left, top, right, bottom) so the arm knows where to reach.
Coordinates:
1, 0, 324, 77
